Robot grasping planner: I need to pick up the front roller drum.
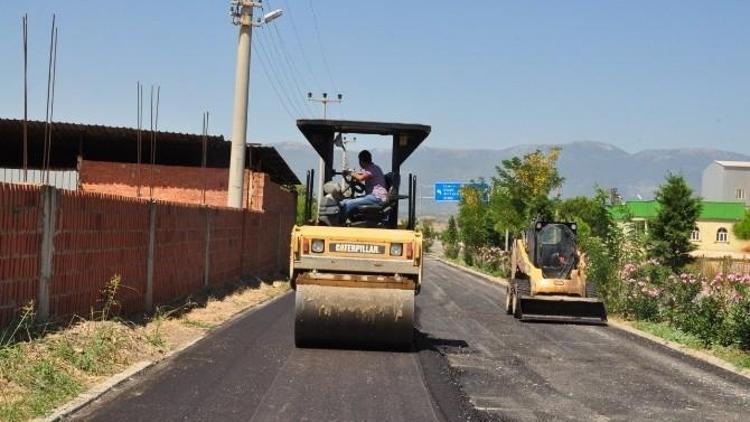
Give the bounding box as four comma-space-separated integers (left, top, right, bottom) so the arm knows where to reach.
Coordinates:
294, 284, 415, 349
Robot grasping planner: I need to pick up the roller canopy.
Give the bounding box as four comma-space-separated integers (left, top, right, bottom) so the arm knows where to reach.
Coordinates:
296, 119, 431, 180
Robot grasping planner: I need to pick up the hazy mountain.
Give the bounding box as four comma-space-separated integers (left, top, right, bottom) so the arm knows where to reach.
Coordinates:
271, 141, 750, 217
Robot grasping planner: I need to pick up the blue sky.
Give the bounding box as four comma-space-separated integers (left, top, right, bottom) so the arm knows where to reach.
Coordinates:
1, 1, 749, 154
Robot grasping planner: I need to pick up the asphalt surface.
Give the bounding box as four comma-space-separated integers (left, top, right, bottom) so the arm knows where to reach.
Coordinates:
72, 258, 750, 421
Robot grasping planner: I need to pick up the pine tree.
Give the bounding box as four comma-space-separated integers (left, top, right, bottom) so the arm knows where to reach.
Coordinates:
648, 174, 702, 271
442, 216, 459, 259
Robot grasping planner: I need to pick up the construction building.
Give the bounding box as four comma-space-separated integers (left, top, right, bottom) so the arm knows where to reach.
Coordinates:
0, 118, 299, 209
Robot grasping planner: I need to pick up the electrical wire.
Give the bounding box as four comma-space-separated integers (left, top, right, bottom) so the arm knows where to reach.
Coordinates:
252, 36, 298, 119
278, 0, 322, 92
307, 0, 338, 94
255, 33, 305, 116
258, 28, 312, 117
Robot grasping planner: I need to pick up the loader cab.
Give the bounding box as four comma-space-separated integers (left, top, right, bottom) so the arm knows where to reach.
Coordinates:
526, 222, 578, 279
298, 120, 430, 229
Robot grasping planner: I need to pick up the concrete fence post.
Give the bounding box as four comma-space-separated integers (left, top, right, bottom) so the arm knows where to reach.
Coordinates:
204, 207, 212, 288
37, 185, 58, 320
145, 200, 156, 312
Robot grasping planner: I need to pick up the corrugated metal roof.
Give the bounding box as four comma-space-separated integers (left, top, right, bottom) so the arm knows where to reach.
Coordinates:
610, 200, 747, 221
0, 118, 299, 186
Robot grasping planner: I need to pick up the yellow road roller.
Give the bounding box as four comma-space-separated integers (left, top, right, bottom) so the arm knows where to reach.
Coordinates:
506, 220, 607, 324
290, 120, 430, 348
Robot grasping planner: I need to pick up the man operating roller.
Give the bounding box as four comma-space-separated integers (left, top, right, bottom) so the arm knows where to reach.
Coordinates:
340, 150, 388, 220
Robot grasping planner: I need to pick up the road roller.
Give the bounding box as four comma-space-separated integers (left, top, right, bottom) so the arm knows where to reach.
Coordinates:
290, 119, 430, 349
506, 220, 607, 324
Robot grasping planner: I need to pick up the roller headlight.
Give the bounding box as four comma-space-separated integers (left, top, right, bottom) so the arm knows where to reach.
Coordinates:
390, 243, 403, 256
311, 239, 325, 253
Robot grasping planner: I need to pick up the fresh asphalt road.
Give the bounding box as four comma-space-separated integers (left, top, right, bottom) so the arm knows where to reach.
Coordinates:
73, 258, 750, 421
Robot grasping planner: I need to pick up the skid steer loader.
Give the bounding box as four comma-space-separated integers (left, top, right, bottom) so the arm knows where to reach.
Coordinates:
506, 221, 607, 324
290, 119, 430, 349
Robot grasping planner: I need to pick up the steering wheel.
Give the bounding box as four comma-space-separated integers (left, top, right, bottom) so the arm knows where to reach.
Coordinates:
342, 171, 366, 197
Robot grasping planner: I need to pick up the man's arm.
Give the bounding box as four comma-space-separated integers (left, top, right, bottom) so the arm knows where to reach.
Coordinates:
350, 170, 372, 182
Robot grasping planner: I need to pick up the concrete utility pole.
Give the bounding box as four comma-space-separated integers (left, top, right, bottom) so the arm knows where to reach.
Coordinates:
307, 92, 342, 205
226, 1, 283, 208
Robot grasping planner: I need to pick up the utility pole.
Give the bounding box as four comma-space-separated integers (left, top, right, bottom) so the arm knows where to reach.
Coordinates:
307, 92, 342, 208
226, 1, 283, 208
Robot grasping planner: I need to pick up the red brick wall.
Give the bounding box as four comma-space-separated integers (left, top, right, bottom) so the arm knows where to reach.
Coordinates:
152, 203, 206, 305
51, 191, 149, 317
0, 180, 295, 326
79, 160, 267, 210
0, 184, 42, 323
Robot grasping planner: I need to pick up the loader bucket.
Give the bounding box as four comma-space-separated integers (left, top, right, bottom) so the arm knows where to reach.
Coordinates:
517, 295, 607, 324
294, 284, 415, 349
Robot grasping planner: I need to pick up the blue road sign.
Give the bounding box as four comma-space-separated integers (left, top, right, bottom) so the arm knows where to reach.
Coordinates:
466, 182, 490, 202
434, 182, 463, 202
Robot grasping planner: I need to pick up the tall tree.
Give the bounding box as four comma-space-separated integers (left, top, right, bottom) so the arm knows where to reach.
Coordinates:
734, 211, 750, 240
490, 148, 564, 234
648, 173, 702, 271
442, 216, 460, 259
458, 185, 491, 264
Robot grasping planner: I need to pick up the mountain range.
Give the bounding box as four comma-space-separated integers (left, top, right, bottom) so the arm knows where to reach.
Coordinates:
271, 141, 750, 217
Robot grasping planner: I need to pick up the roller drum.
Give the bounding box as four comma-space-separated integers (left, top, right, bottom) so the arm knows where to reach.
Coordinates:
294, 284, 414, 349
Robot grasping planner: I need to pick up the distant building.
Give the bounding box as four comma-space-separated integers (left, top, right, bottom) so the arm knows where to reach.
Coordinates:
610, 200, 750, 257
702, 161, 750, 206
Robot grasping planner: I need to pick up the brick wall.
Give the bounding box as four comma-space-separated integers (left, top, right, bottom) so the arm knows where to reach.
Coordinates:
0, 184, 41, 323
79, 160, 266, 210
0, 180, 295, 326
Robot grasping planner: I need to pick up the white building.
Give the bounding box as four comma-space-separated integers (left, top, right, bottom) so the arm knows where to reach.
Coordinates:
702, 161, 750, 206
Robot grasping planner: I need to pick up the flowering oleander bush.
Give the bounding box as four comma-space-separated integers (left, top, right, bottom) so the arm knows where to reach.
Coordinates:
618, 261, 750, 349
472, 247, 511, 277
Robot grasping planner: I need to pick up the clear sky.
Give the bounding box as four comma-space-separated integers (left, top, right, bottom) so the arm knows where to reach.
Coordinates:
1, 1, 748, 154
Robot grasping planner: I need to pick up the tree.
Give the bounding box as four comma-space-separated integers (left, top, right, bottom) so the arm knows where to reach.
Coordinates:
457, 185, 491, 264
418, 220, 436, 253
490, 148, 564, 235
648, 173, 702, 271
442, 216, 459, 259
557, 188, 614, 239
734, 211, 750, 240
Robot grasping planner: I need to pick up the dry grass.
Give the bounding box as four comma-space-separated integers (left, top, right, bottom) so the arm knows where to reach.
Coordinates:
0, 279, 289, 422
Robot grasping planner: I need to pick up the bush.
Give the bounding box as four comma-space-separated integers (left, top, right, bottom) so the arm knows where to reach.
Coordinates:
473, 246, 510, 277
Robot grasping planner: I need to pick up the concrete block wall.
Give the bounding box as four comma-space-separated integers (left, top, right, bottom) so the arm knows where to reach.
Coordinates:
0, 180, 295, 326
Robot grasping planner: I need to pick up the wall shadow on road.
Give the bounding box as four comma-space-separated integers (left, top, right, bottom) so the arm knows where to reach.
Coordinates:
122, 273, 287, 328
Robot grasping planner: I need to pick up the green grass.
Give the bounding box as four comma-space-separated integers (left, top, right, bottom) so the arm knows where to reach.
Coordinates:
0, 343, 84, 421
632, 320, 750, 371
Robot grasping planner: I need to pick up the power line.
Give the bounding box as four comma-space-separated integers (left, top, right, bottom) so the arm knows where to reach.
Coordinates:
278, 0, 322, 92
252, 35, 299, 119
263, 1, 314, 116
307, 0, 339, 94
268, 23, 315, 116
255, 33, 306, 116
258, 28, 312, 116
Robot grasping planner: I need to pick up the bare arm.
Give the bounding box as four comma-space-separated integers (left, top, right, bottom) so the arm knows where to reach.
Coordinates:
350, 170, 372, 182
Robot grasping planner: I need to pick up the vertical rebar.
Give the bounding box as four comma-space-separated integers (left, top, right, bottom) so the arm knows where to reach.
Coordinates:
22, 14, 28, 182
46, 26, 58, 185
137, 82, 143, 197
42, 14, 55, 185
148, 85, 154, 199
201, 111, 208, 205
